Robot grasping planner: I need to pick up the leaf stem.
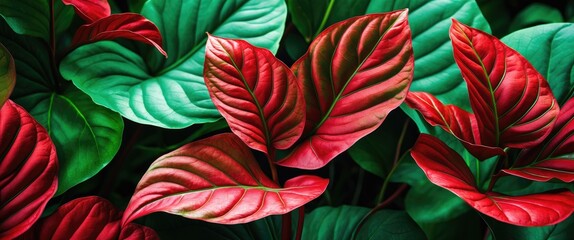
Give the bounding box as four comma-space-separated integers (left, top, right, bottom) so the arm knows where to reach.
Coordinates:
48, 0, 61, 92
376, 121, 410, 203
313, 0, 335, 40
295, 207, 305, 240
281, 211, 292, 240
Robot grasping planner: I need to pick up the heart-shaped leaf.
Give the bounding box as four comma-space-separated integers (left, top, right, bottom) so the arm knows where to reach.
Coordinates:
204, 35, 305, 154
60, 0, 287, 128
450, 19, 559, 150
0, 0, 73, 41
0, 25, 124, 195
503, 98, 574, 182
20, 196, 158, 240
487, 211, 574, 240
278, 10, 414, 169
411, 134, 574, 226
72, 13, 167, 57
122, 133, 328, 225
0, 42, 15, 106
502, 23, 574, 105
0, 100, 58, 239
62, 0, 111, 23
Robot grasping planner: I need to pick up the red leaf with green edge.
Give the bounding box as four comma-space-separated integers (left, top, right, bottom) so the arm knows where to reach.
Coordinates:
405, 92, 505, 160
277, 10, 414, 170
0, 100, 58, 239
122, 133, 328, 225
204, 35, 305, 154
0, 42, 15, 107
450, 19, 559, 150
19, 196, 158, 240
411, 134, 574, 227
72, 13, 167, 57
62, 0, 110, 23
503, 98, 574, 182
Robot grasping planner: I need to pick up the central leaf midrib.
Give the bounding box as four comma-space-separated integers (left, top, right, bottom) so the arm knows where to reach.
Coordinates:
308, 17, 399, 136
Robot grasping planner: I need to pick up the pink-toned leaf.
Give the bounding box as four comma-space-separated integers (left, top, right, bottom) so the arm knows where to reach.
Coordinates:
72, 13, 167, 57
0, 43, 16, 107
0, 100, 58, 239
411, 134, 574, 226
450, 19, 559, 149
20, 196, 158, 240
405, 91, 505, 159
204, 35, 305, 154
503, 98, 574, 182
122, 133, 328, 225
62, 0, 111, 23
277, 10, 414, 169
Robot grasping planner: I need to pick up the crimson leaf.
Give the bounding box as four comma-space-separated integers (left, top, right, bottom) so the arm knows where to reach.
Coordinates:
0, 100, 58, 239
411, 134, 574, 227
19, 196, 158, 240
72, 13, 167, 57
122, 133, 328, 225
62, 0, 110, 23
503, 98, 574, 182
204, 35, 305, 154
278, 10, 414, 169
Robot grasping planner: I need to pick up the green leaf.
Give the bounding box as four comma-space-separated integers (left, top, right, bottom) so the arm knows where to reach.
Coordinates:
502, 23, 574, 105
145, 212, 282, 240
0, 42, 15, 106
0, 0, 73, 41
60, 0, 287, 128
304, 206, 425, 240
0, 23, 123, 195
508, 3, 564, 33
487, 214, 574, 240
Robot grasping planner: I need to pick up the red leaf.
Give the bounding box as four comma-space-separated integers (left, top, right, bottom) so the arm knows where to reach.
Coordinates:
122, 133, 328, 225
405, 92, 505, 159
62, 0, 111, 23
0, 100, 58, 239
450, 19, 559, 149
277, 10, 414, 169
0, 43, 16, 107
503, 98, 574, 182
72, 13, 167, 57
204, 35, 305, 154
20, 196, 158, 240
411, 134, 574, 226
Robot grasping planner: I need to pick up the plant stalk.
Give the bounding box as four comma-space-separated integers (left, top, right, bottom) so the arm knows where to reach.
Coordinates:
295, 207, 305, 240
48, 0, 62, 92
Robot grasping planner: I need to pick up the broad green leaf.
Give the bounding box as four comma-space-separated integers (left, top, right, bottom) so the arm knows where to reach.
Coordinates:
502, 23, 574, 105
145, 213, 282, 240
0, 0, 73, 41
0, 23, 124, 195
303, 206, 424, 240
61, 0, 287, 128
419, 208, 482, 240
508, 3, 563, 32
0, 42, 15, 106
486, 214, 574, 240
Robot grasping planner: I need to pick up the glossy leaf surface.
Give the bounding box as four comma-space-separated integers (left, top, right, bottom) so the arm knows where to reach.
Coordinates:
0, 0, 73, 40
0, 25, 124, 195
278, 10, 414, 169
123, 133, 328, 225
21, 196, 158, 240
0, 42, 15, 106
62, 0, 110, 22
450, 19, 559, 149
0, 100, 58, 239
502, 23, 574, 104
354, 209, 426, 240
503, 98, 574, 182
60, 0, 287, 128
411, 134, 574, 226
204, 35, 304, 153
487, 209, 574, 240
72, 13, 167, 57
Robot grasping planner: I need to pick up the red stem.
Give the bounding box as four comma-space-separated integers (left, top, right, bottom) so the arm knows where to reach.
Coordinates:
295, 207, 305, 240
281, 211, 292, 240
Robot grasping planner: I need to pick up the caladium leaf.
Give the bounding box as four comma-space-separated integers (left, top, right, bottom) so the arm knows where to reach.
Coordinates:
62, 0, 111, 23
60, 0, 287, 128
450, 19, 559, 149
0, 100, 58, 239
411, 134, 574, 226
278, 10, 414, 169
72, 13, 167, 57
0, 42, 15, 106
503, 98, 574, 182
0, 0, 73, 41
20, 196, 158, 240
204, 35, 305, 154
122, 133, 328, 225
502, 23, 574, 105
